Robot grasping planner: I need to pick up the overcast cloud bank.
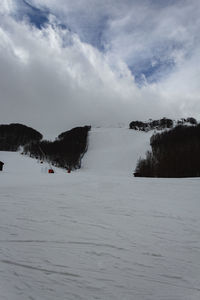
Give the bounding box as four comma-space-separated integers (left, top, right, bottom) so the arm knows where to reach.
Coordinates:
0, 0, 200, 136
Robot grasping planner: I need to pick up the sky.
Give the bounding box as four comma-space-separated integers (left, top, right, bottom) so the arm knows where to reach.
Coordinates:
0, 0, 200, 137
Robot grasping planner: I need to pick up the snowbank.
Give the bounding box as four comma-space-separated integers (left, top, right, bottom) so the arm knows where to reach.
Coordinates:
0, 128, 200, 300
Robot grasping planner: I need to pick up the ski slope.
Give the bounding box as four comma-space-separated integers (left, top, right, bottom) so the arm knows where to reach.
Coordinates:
0, 127, 200, 300
82, 127, 152, 175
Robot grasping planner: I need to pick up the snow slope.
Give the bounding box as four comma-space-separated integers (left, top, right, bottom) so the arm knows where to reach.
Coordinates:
82, 127, 152, 174
0, 127, 200, 300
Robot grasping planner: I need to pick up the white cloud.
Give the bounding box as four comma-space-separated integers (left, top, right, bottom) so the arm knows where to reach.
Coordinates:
0, 0, 16, 15
0, 0, 200, 137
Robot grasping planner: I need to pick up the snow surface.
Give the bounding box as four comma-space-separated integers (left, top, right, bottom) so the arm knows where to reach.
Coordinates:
0, 127, 200, 300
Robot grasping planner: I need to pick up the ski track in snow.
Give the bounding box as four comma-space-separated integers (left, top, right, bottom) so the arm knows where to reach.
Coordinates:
0, 127, 200, 300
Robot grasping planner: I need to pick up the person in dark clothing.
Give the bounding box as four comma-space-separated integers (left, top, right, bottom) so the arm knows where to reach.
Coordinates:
0, 161, 4, 171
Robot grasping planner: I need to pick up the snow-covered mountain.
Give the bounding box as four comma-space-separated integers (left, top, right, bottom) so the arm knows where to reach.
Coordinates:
0, 127, 200, 300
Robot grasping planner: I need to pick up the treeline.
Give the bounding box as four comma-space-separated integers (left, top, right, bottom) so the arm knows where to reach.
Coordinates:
0, 123, 91, 170
24, 126, 91, 170
129, 117, 197, 132
0, 123, 42, 151
135, 124, 200, 177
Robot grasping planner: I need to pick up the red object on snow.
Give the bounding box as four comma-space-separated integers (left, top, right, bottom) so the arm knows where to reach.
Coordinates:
48, 169, 54, 173
67, 169, 71, 173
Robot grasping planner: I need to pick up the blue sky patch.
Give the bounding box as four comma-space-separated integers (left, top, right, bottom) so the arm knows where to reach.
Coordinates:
15, 0, 49, 29
131, 58, 175, 85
